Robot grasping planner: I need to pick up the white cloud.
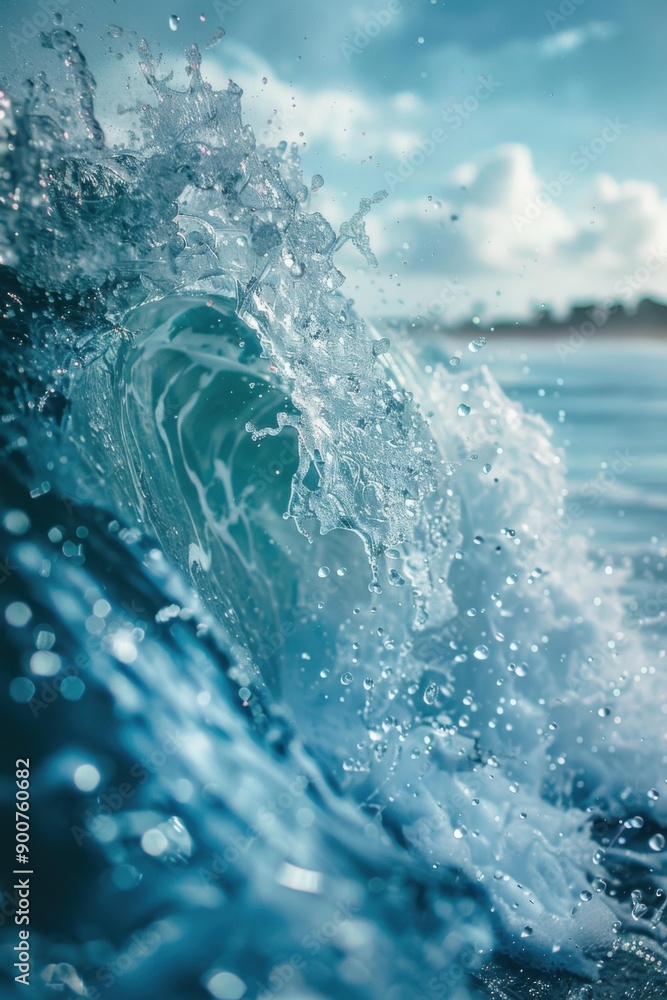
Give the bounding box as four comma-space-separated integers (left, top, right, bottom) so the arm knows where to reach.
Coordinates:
367, 144, 667, 319
92, 42, 667, 323
539, 21, 618, 58
193, 40, 429, 160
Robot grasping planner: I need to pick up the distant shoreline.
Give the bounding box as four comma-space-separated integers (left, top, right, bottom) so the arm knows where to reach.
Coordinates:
379, 322, 667, 342
379, 295, 667, 340
426, 325, 667, 339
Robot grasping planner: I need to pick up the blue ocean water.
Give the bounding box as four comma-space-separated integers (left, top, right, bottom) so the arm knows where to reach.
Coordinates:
484, 336, 667, 673
0, 28, 666, 1000
485, 337, 667, 550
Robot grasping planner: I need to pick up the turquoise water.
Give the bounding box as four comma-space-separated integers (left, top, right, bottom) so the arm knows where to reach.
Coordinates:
485, 337, 667, 665
485, 337, 667, 550
1, 31, 667, 1000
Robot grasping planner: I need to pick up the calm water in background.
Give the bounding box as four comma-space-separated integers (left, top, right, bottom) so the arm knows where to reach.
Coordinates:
447, 335, 667, 550
427, 332, 667, 657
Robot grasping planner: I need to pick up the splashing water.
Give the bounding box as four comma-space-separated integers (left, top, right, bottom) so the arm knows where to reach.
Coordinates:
1, 24, 666, 1000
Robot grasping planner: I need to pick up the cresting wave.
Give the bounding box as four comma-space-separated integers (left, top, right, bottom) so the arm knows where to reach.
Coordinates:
1, 24, 666, 1000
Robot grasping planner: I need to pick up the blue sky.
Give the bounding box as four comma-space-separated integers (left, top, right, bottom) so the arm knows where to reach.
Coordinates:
2, 0, 667, 321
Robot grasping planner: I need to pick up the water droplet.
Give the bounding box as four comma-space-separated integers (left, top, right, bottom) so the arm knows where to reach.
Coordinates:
473, 645, 489, 660
74, 764, 101, 792
468, 337, 486, 353
340, 672, 354, 686
580, 890, 592, 902
363, 677, 374, 691
598, 706, 610, 717
30, 650, 61, 677
449, 356, 460, 367
141, 816, 192, 862
9, 677, 35, 703
5, 602, 32, 627
648, 788, 660, 801
169, 15, 180, 30
206, 970, 246, 1000
521, 926, 533, 938
205, 26, 226, 48
318, 566, 330, 578
423, 682, 438, 705
483, 463, 492, 474
61, 676, 85, 701
3, 510, 30, 535
649, 834, 666, 852
457, 403, 470, 417
372, 337, 390, 357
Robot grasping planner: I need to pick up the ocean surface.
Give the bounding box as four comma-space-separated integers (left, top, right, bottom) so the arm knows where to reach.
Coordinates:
485, 337, 666, 550
486, 336, 667, 675
1, 30, 666, 1000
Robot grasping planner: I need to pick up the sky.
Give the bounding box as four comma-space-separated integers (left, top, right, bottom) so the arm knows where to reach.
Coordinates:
2, 0, 667, 322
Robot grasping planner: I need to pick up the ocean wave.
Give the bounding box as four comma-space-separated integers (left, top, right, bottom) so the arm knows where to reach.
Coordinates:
1, 26, 666, 999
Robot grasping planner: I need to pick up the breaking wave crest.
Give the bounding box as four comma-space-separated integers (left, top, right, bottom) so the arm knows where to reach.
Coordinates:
1, 25, 666, 1000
